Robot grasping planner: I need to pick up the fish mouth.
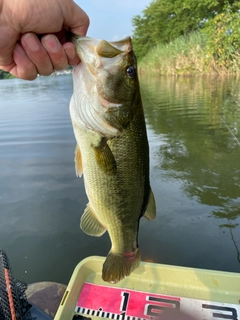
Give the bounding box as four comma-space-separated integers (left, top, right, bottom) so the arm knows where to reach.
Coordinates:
70, 33, 134, 136
70, 34, 132, 69
71, 34, 127, 110
70, 33, 132, 54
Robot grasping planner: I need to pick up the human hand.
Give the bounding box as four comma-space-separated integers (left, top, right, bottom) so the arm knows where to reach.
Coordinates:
0, 0, 89, 80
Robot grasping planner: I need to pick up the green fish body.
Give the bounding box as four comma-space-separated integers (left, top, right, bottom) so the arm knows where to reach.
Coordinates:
70, 35, 156, 283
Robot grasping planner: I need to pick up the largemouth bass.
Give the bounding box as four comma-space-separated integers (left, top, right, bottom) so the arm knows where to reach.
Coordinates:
70, 35, 156, 283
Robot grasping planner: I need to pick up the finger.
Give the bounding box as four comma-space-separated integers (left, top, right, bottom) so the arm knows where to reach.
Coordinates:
1, 43, 38, 80
13, 43, 38, 80
0, 26, 19, 67
63, 1, 90, 36
21, 33, 54, 76
41, 34, 68, 71
63, 42, 80, 66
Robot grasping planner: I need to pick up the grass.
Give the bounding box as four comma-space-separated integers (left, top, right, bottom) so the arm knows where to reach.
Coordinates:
138, 32, 240, 76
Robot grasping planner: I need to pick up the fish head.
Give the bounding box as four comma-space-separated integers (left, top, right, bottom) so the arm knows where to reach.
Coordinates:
71, 35, 140, 138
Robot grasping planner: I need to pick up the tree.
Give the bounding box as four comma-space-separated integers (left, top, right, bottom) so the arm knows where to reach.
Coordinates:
132, 0, 238, 60
202, 1, 240, 69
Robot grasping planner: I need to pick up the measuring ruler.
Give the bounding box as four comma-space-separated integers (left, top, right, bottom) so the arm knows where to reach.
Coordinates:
75, 282, 240, 320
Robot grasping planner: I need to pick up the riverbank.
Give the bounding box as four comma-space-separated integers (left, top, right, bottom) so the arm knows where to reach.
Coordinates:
138, 33, 240, 77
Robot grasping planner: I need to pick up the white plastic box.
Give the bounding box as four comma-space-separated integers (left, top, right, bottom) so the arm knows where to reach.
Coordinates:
54, 256, 240, 320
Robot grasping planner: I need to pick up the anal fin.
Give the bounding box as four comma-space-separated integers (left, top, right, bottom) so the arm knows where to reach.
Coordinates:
143, 188, 156, 220
80, 203, 106, 237
74, 144, 83, 177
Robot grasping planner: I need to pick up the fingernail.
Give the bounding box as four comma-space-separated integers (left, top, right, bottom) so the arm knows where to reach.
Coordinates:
42, 35, 60, 53
22, 33, 40, 51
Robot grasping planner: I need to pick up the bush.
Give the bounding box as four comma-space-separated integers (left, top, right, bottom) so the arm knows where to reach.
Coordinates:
138, 32, 211, 75
201, 2, 240, 70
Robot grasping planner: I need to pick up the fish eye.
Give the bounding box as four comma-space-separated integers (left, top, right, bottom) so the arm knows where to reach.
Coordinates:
126, 65, 136, 78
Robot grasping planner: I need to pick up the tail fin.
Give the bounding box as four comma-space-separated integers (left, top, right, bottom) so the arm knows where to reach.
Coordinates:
102, 249, 141, 283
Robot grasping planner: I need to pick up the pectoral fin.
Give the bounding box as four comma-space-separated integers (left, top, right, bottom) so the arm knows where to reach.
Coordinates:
143, 188, 156, 220
80, 203, 106, 237
74, 144, 83, 177
94, 139, 117, 175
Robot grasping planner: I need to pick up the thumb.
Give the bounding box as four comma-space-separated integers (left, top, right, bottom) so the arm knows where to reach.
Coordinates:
63, 1, 90, 36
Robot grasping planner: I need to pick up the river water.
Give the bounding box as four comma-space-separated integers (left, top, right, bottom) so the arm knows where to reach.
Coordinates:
0, 75, 239, 285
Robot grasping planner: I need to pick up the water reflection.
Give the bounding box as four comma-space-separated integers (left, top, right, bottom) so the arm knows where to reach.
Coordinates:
140, 76, 240, 270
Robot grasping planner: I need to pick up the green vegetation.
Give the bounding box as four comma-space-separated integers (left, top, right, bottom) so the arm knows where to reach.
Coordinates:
0, 69, 14, 79
132, 0, 240, 75
138, 32, 209, 75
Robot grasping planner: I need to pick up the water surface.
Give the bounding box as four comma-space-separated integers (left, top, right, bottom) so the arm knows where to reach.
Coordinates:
0, 75, 239, 285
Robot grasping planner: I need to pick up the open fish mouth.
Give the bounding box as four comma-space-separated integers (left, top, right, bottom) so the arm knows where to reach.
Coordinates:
71, 34, 133, 73
70, 34, 136, 138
